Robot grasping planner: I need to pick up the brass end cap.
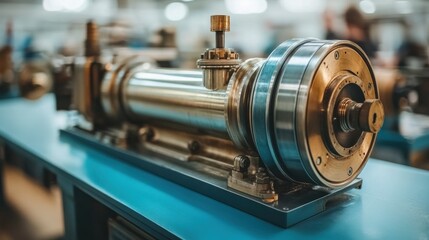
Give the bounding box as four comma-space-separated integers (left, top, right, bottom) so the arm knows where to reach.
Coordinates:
359, 99, 384, 133
210, 15, 230, 32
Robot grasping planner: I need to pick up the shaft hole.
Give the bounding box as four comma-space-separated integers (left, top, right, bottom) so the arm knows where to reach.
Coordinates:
372, 113, 377, 124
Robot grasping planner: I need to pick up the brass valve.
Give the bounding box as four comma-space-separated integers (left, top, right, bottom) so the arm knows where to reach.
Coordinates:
197, 15, 241, 90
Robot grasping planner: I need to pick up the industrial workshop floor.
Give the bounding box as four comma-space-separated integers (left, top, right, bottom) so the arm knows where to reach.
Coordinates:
0, 165, 63, 240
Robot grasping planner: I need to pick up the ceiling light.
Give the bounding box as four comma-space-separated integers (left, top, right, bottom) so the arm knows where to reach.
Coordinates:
225, 0, 267, 15
359, 0, 376, 14
395, 1, 413, 14
279, 0, 326, 13
43, 0, 88, 12
165, 2, 189, 21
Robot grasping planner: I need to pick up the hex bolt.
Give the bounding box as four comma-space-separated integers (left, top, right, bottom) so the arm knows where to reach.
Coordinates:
234, 155, 250, 171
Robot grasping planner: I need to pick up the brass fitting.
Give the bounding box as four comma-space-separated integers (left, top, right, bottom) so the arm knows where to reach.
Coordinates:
197, 15, 241, 90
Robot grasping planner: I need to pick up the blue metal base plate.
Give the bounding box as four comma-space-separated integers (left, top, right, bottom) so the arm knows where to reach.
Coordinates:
60, 127, 362, 228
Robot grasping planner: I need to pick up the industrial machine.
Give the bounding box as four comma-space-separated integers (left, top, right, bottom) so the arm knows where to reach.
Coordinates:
0, 47, 52, 100
0, 21, 52, 100
44, 15, 384, 227
0, 44, 14, 96
372, 67, 429, 168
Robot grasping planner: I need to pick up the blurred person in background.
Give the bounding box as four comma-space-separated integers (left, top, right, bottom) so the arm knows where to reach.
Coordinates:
395, 21, 429, 69
323, 6, 378, 61
0, 20, 13, 93
323, 9, 341, 40
343, 6, 378, 59
0, 45, 13, 93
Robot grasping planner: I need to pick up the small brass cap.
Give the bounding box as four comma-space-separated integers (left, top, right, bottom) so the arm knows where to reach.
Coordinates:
359, 99, 384, 133
210, 15, 230, 32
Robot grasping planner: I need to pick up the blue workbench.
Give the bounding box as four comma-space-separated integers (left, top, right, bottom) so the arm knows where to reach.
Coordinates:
0, 95, 428, 239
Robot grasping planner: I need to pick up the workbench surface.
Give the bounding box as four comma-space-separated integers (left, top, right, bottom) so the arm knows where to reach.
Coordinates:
0, 95, 428, 239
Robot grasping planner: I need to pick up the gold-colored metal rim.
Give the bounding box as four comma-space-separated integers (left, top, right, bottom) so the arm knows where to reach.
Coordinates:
305, 45, 378, 185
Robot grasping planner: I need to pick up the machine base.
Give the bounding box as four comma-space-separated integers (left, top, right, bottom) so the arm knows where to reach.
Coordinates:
60, 127, 363, 228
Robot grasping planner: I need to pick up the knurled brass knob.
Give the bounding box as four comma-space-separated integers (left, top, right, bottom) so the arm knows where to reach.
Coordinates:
210, 15, 230, 32
85, 20, 100, 57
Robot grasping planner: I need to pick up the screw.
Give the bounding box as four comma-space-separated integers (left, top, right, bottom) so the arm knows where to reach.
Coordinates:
334, 51, 339, 60
316, 156, 322, 165
348, 167, 353, 176
139, 128, 154, 141
188, 140, 200, 153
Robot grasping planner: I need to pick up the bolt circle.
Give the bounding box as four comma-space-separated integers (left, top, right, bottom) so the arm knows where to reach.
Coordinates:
316, 156, 322, 165
347, 167, 353, 176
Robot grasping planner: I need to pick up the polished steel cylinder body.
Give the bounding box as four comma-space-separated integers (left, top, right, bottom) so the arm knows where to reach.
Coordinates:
123, 69, 228, 133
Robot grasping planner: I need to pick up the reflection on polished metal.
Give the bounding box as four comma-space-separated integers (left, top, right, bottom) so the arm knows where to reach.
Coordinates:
58, 15, 384, 226
226, 58, 264, 149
